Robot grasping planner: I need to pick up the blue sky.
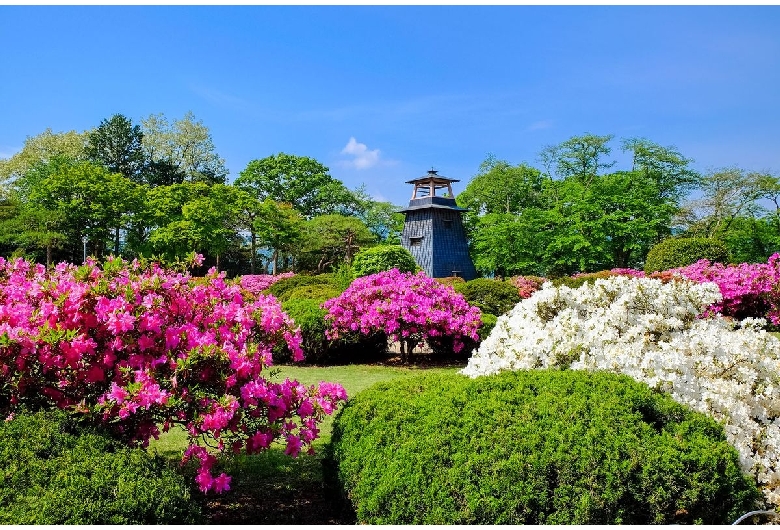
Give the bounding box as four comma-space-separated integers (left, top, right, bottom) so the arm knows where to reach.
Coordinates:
1, 5, 778, 207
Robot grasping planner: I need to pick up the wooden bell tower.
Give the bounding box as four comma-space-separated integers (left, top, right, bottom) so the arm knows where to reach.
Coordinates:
400, 169, 477, 280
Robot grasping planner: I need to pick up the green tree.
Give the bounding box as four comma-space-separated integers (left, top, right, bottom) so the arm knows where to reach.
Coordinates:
141, 112, 227, 185
348, 185, 404, 243
254, 200, 304, 274
85, 114, 146, 184
457, 155, 544, 216
621, 137, 700, 202
24, 160, 140, 261
539, 133, 615, 184
236, 153, 354, 218
296, 214, 376, 273
0, 129, 88, 195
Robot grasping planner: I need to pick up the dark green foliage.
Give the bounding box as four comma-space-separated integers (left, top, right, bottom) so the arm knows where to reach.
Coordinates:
454, 278, 521, 316
351, 245, 419, 277
327, 370, 759, 525
265, 274, 337, 299
644, 237, 730, 273
278, 298, 387, 365
0, 410, 200, 524
551, 270, 616, 289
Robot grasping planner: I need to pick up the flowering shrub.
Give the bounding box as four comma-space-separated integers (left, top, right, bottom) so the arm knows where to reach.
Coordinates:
509, 275, 547, 299
0, 256, 346, 493
323, 269, 481, 360
671, 256, 780, 323
239, 272, 295, 298
462, 276, 780, 506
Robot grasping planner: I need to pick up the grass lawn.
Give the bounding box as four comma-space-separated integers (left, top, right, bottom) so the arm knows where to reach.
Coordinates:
148, 362, 463, 524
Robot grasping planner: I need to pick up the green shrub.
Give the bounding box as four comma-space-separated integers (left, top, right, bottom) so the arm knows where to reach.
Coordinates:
0, 410, 200, 524
327, 370, 759, 525
551, 270, 616, 289
278, 298, 387, 365
435, 276, 466, 288
278, 284, 343, 303
478, 312, 497, 341
454, 278, 521, 316
644, 237, 730, 273
351, 245, 419, 277
265, 274, 336, 299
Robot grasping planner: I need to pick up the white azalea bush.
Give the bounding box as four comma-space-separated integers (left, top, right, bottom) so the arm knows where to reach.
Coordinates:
462, 275, 780, 507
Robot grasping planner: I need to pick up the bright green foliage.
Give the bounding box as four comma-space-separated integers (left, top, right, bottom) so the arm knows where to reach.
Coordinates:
351, 245, 419, 277
477, 312, 497, 341
265, 274, 338, 299
644, 237, 730, 273
278, 298, 386, 365
279, 284, 343, 303
236, 153, 353, 219
327, 370, 759, 524
0, 410, 200, 524
454, 278, 521, 316
0, 128, 88, 190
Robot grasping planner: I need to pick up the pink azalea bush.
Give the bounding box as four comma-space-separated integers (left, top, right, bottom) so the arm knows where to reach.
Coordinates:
0, 255, 346, 493
671, 255, 780, 323
509, 276, 547, 299
323, 269, 482, 357
239, 272, 295, 297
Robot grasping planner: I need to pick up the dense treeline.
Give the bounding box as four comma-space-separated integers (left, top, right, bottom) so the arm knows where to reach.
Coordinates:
459, 134, 780, 276
0, 113, 402, 276
1, 116, 777, 276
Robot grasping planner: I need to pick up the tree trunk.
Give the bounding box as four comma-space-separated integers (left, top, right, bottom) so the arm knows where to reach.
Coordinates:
114, 226, 120, 256
216, 253, 220, 272
46, 242, 52, 268
250, 231, 257, 274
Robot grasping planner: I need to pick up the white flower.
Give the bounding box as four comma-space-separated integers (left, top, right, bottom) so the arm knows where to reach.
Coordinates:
462, 276, 780, 507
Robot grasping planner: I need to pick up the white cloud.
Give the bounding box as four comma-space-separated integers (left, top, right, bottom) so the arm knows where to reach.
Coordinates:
340, 137, 381, 170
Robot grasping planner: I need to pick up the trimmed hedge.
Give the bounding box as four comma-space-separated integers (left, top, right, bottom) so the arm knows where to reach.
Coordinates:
644, 237, 730, 273
278, 298, 387, 365
278, 284, 343, 303
454, 278, 521, 316
352, 245, 419, 277
0, 410, 200, 524
327, 370, 759, 524
264, 274, 336, 299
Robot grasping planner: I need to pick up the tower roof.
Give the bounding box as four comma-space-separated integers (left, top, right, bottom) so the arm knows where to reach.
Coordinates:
405, 169, 460, 185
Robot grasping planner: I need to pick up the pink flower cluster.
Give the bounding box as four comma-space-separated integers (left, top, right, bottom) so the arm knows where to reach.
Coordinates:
0, 255, 346, 493
670, 255, 780, 323
239, 272, 295, 297
322, 269, 482, 353
509, 276, 547, 299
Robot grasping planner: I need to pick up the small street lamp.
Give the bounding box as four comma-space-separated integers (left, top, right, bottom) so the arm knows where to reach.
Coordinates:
82, 235, 88, 263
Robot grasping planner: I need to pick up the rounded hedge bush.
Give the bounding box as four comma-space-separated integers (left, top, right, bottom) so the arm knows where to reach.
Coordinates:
352, 245, 419, 278
277, 298, 388, 365
0, 410, 200, 524
644, 237, 730, 273
278, 283, 343, 303
264, 273, 337, 299
454, 278, 521, 316
326, 370, 759, 524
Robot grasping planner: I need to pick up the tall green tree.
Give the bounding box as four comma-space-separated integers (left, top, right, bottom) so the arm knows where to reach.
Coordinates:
539, 133, 615, 184
141, 112, 227, 185
236, 153, 354, 218
621, 137, 700, 202
295, 214, 375, 273
85, 114, 146, 184
254, 200, 304, 274
348, 185, 404, 243
0, 129, 88, 196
